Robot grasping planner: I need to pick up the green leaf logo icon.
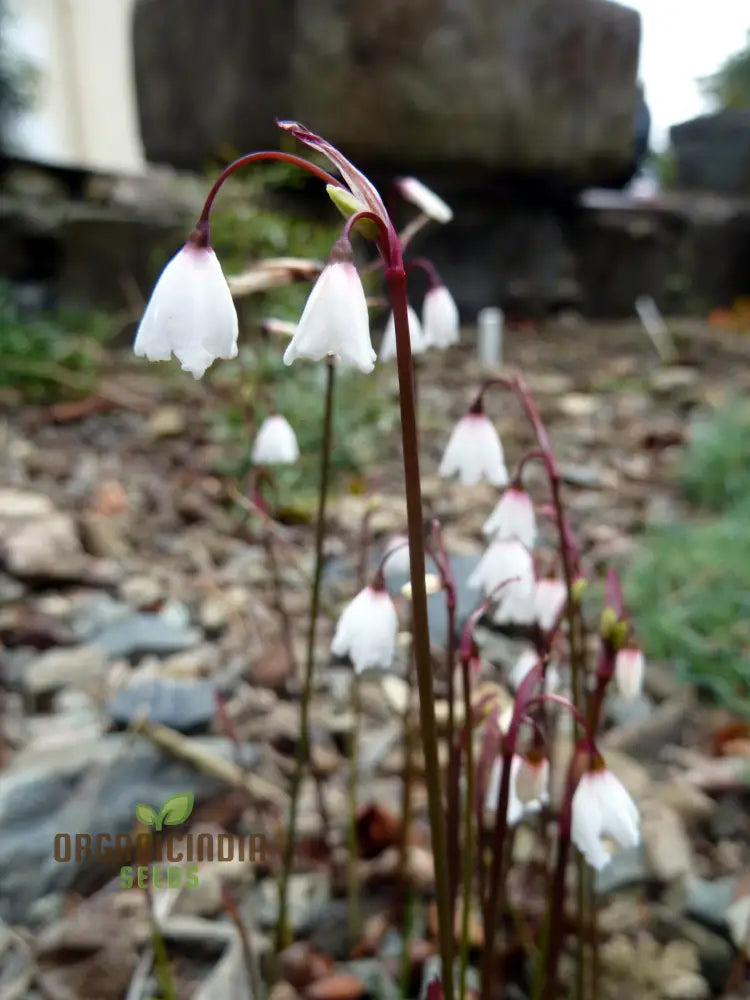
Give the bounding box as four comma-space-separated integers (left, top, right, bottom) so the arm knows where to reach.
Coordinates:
154, 792, 194, 832
135, 803, 157, 827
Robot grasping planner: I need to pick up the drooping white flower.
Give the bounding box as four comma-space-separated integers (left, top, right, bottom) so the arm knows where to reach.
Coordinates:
283, 237, 376, 373
422, 285, 460, 348
485, 754, 548, 826
509, 647, 561, 694
439, 412, 509, 488
571, 764, 640, 871
134, 241, 238, 379
251, 414, 299, 465
614, 648, 645, 701
331, 584, 398, 674
483, 488, 537, 548
379, 305, 429, 360
515, 753, 550, 806
534, 578, 567, 632
468, 538, 535, 628
395, 177, 454, 223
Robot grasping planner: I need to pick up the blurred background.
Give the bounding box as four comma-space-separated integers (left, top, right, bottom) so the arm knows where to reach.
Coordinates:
1, 0, 750, 321
2, 6, 750, 996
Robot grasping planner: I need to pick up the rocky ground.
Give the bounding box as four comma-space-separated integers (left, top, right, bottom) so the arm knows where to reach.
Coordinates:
1, 317, 750, 999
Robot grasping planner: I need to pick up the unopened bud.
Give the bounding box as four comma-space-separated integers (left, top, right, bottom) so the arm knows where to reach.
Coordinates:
515, 751, 549, 805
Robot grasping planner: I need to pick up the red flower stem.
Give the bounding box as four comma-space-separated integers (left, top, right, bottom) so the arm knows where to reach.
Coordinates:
458, 652, 475, 1000
386, 263, 454, 1000
199, 151, 343, 223
479, 663, 543, 1000
431, 521, 461, 915
406, 256, 443, 288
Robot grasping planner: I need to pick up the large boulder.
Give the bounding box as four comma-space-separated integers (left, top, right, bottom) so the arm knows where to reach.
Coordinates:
670, 111, 750, 198
132, 0, 641, 187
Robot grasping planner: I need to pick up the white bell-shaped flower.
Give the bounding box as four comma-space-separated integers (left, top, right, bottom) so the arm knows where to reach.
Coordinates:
571, 764, 640, 870
534, 578, 567, 632
251, 414, 300, 465
331, 584, 398, 674
469, 539, 535, 629
283, 238, 375, 373
439, 412, 509, 488
395, 177, 454, 223
485, 754, 548, 826
379, 305, 429, 360
614, 648, 645, 701
483, 488, 537, 548
422, 285, 460, 348
515, 752, 550, 806
509, 647, 561, 694
134, 241, 239, 379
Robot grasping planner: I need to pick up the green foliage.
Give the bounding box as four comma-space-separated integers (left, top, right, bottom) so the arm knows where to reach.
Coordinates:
679, 400, 750, 511
625, 400, 750, 713
0, 283, 112, 401
207, 347, 398, 509
625, 508, 750, 715
700, 30, 750, 110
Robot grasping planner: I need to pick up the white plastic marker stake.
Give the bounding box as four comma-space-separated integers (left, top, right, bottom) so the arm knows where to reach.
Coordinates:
635, 295, 676, 363
477, 307, 504, 367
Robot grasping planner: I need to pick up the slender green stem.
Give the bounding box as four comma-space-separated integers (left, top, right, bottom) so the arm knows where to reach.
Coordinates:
348, 673, 361, 942
459, 657, 475, 1000
276, 360, 336, 950
386, 265, 454, 1000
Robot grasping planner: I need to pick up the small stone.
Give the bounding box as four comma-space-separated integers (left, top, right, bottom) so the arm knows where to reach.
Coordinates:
80, 513, 130, 558
0, 489, 55, 520
23, 645, 109, 696
305, 973, 367, 1000
642, 802, 694, 882
120, 576, 165, 609
4, 513, 84, 579
147, 405, 186, 437
661, 972, 709, 1000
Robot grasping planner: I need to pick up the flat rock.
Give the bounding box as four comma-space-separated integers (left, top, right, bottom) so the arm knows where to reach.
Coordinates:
0, 734, 260, 924
22, 645, 109, 696
106, 677, 216, 733
90, 611, 201, 659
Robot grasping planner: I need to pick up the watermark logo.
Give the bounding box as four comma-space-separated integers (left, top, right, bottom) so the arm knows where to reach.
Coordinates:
53, 790, 267, 890
135, 792, 195, 832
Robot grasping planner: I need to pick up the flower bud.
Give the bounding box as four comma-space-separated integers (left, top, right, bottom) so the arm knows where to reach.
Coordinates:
251, 414, 299, 465
614, 647, 645, 701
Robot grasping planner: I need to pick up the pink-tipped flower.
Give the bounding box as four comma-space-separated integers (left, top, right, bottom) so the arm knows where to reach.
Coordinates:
571, 760, 640, 870
614, 648, 645, 701
134, 240, 238, 379
283, 237, 375, 373
515, 750, 550, 805
422, 285, 460, 348
331, 583, 398, 674
395, 177, 453, 224
509, 647, 561, 694
534, 578, 567, 632
483, 487, 537, 548
379, 304, 429, 360
485, 753, 548, 825
468, 538, 535, 627
251, 414, 299, 465
439, 412, 509, 487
